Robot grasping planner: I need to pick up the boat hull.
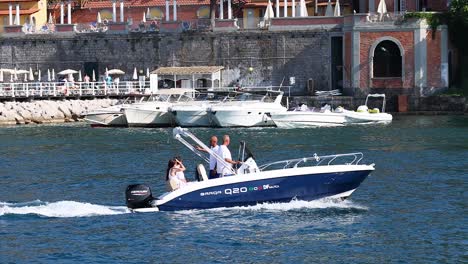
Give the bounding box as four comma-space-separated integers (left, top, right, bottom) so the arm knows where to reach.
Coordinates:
173, 110, 213, 127
124, 107, 175, 127
271, 112, 346, 128
84, 112, 127, 127
211, 110, 278, 127
156, 169, 371, 211
344, 111, 393, 124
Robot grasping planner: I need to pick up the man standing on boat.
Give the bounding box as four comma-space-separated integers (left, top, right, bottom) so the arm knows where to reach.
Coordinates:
217, 135, 241, 177
196, 136, 220, 179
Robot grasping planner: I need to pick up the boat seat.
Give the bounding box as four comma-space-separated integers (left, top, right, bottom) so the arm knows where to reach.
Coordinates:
197, 164, 209, 181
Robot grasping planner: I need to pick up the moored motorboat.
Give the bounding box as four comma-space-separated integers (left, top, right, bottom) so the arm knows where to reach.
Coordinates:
124, 88, 195, 127
84, 97, 147, 127
210, 92, 287, 127
270, 104, 347, 128
344, 94, 393, 124
125, 127, 375, 212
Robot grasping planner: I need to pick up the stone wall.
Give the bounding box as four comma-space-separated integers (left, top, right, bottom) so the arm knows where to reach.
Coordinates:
0, 30, 336, 95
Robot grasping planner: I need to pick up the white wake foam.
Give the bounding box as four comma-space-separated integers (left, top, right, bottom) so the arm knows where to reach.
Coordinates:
179, 198, 368, 213
0, 200, 130, 218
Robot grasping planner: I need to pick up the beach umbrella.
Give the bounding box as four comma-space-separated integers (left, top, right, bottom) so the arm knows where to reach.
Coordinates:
264, 0, 275, 21
334, 0, 341, 16
147, 8, 151, 18
78, 70, 82, 82
58, 69, 78, 75
0, 70, 3, 82
143, 12, 147, 23
298, 0, 308, 17
24, 73, 28, 82
10, 72, 13, 82
52, 69, 55, 81
29, 67, 34, 81
133, 67, 138, 80
325, 0, 333, 16
146, 68, 150, 78
106, 69, 125, 75
47, 69, 51, 81
377, 0, 387, 21
105, 67, 109, 77
97, 12, 102, 23
14, 67, 18, 81
38, 69, 41, 81
48, 13, 53, 24
14, 12, 19, 25
92, 69, 96, 81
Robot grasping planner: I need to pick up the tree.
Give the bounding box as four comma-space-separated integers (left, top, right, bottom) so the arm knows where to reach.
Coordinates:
447, 0, 468, 89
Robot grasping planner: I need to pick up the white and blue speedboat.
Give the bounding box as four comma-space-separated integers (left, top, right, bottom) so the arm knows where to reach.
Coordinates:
125, 127, 374, 212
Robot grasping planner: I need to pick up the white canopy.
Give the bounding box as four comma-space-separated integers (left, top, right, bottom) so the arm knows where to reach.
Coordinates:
58, 69, 78, 75
298, 0, 308, 17
325, 0, 334, 16
133, 67, 138, 80
264, 0, 275, 21
97, 12, 102, 23
334, 0, 341, 16
106, 69, 125, 75
377, 0, 387, 21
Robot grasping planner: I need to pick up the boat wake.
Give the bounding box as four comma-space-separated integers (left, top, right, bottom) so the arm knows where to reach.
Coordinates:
182, 198, 368, 213
0, 200, 130, 218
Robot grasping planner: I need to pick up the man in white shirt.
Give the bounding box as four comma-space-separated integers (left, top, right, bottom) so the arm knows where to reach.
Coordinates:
196, 136, 220, 179
217, 135, 241, 177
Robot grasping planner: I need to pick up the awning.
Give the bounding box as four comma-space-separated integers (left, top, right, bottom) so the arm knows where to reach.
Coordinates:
152, 66, 224, 75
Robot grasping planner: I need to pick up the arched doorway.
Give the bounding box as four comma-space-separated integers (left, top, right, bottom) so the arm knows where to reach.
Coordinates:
373, 40, 402, 78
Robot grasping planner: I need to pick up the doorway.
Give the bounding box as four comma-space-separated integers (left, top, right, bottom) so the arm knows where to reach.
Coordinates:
331, 36, 343, 91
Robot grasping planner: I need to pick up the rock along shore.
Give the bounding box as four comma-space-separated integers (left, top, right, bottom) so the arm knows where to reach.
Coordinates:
0, 99, 119, 125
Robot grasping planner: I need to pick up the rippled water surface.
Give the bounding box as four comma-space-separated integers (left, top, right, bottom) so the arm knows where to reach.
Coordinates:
0, 116, 467, 263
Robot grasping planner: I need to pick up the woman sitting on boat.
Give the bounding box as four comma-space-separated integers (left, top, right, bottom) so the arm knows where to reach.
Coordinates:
166, 157, 188, 191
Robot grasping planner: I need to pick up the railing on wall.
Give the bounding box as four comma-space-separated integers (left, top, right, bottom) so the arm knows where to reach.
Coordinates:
0, 81, 151, 98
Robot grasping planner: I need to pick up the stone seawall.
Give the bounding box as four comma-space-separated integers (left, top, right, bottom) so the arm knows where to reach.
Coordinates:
0, 31, 333, 95
0, 99, 118, 125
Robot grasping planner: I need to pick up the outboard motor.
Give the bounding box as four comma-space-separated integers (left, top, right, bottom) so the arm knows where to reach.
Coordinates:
125, 184, 155, 209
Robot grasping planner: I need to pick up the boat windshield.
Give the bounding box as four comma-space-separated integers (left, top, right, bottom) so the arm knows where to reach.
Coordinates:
229, 92, 277, 102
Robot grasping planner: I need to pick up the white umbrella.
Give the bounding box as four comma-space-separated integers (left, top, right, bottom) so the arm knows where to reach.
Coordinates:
78, 70, 82, 82
377, 0, 387, 21
133, 67, 138, 80
10, 73, 13, 82
146, 68, 150, 78
29, 67, 34, 81
325, 0, 333, 16
0, 70, 3, 82
105, 67, 109, 77
48, 13, 53, 24
143, 12, 147, 23
298, 0, 308, 17
334, 0, 341, 16
58, 69, 78, 75
106, 69, 125, 75
147, 8, 151, 18
97, 12, 102, 23
14, 12, 19, 25
38, 69, 41, 82
52, 69, 55, 81
24, 73, 28, 82
92, 69, 96, 81
47, 69, 51, 81
14, 67, 18, 81
264, 0, 275, 21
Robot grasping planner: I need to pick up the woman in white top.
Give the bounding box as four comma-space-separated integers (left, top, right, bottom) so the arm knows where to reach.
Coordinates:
166, 158, 188, 191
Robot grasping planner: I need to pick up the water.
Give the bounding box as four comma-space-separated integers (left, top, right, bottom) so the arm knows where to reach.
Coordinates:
0, 116, 467, 263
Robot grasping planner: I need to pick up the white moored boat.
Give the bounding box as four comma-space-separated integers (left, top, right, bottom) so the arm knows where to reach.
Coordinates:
123, 88, 195, 127
84, 97, 147, 127
210, 92, 287, 127
270, 104, 347, 128
344, 94, 393, 124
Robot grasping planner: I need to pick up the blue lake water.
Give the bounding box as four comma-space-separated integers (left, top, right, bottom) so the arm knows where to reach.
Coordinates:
0, 116, 467, 263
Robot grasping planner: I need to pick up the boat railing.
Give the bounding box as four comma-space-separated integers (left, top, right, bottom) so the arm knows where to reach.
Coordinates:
258, 152, 364, 171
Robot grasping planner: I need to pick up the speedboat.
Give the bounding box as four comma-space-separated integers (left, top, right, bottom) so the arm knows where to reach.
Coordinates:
84, 97, 147, 127
170, 93, 225, 127
125, 127, 375, 212
344, 94, 393, 124
124, 88, 195, 127
270, 104, 347, 128
210, 91, 287, 127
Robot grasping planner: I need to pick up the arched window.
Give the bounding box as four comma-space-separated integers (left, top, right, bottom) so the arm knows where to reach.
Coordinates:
373, 40, 402, 78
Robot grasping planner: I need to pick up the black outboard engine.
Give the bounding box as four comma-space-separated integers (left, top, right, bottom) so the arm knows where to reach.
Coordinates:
125, 184, 155, 209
